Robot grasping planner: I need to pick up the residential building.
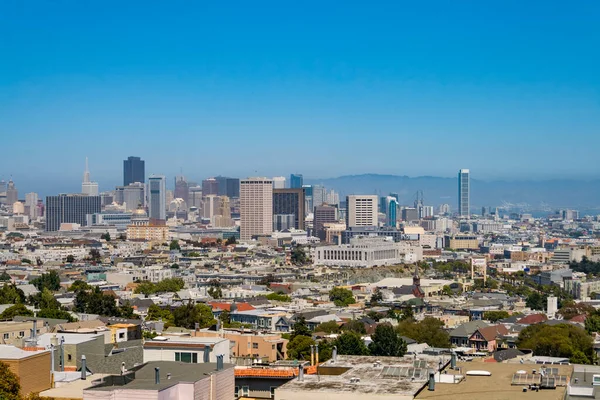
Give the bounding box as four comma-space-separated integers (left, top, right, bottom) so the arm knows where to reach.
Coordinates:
148, 175, 166, 220
127, 207, 169, 241
193, 330, 287, 362
0, 345, 52, 395
346, 195, 378, 228
240, 178, 273, 241
123, 156, 145, 186
273, 188, 305, 231
458, 168, 470, 218
46, 194, 101, 231
290, 174, 303, 189
83, 361, 234, 400
143, 336, 230, 364
449, 320, 489, 347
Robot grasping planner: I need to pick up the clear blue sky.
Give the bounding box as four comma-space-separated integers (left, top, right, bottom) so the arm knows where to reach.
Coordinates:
1, 0, 599, 195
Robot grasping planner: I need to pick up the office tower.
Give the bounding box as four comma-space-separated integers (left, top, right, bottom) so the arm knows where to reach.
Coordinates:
402, 208, 419, 222
303, 185, 313, 212
115, 183, 145, 211
6, 180, 18, 206
273, 188, 305, 231
312, 185, 327, 208
213, 196, 234, 227
326, 189, 340, 206
36, 200, 45, 218
379, 196, 387, 214
202, 178, 219, 196
458, 169, 470, 218
148, 175, 166, 220
290, 174, 303, 189
314, 204, 338, 240
385, 196, 398, 227
81, 158, 99, 196
346, 195, 378, 228
214, 176, 240, 198
123, 156, 145, 186
272, 176, 286, 189
188, 186, 203, 209
273, 214, 295, 231
0, 180, 6, 194
174, 176, 189, 205
100, 191, 114, 208
421, 206, 434, 218
240, 177, 273, 240
45, 194, 101, 231
25, 192, 39, 219
202, 195, 219, 219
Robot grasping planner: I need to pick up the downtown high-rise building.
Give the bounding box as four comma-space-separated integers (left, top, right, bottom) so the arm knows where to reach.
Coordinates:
346, 195, 378, 228
174, 176, 189, 205
45, 194, 101, 231
458, 169, 470, 218
25, 192, 39, 219
202, 178, 219, 196
290, 174, 303, 189
385, 196, 398, 227
240, 177, 273, 240
272, 176, 286, 189
313, 204, 338, 240
115, 182, 145, 211
123, 156, 145, 186
273, 188, 305, 230
81, 158, 99, 196
5, 179, 18, 206
148, 175, 166, 220
215, 176, 240, 198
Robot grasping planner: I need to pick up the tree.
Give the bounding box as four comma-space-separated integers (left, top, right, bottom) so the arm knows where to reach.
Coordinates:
30, 271, 61, 292
396, 317, 450, 348
291, 245, 308, 265
483, 310, 510, 323
74, 287, 120, 316
315, 320, 340, 334
585, 314, 600, 334
526, 292, 546, 311
29, 288, 61, 310
66, 254, 75, 263
266, 292, 291, 302
219, 310, 231, 324
170, 263, 179, 269
334, 331, 369, 355
329, 287, 356, 307
290, 316, 311, 340
172, 302, 216, 329
207, 280, 223, 299
37, 308, 76, 322
101, 232, 111, 241
0, 272, 10, 281
225, 236, 236, 245
0, 361, 21, 400
341, 319, 367, 334
146, 304, 174, 326
119, 301, 137, 319
21, 258, 32, 265
155, 278, 185, 293
1, 304, 34, 319
0, 284, 25, 304
169, 240, 181, 251
517, 323, 594, 364
286, 335, 315, 360
370, 288, 384, 305
442, 285, 454, 296
134, 281, 156, 296
400, 304, 414, 321
558, 301, 595, 320
89, 249, 102, 262
68, 280, 90, 292
369, 323, 407, 357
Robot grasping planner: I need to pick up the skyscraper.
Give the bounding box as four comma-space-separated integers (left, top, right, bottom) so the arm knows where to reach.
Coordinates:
148, 175, 166, 220
81, 158, 99, 196
202, 178, 219, 196
240, 178, 273, 240
123, 156, 145, 186
385, 196, 398, 227
346, 195, 378, 228
314, 204, 338, 240
174, 176, 189, 205
5, 180, 17, 206
215, 176, 240, 198
45, 194, 101, 231
290, 174, 303, 189
25, 192, 39, 219
115, 182, 145, 211
273, 188, 305, 230
272, 176, 286, 189
458, 169, 470, 218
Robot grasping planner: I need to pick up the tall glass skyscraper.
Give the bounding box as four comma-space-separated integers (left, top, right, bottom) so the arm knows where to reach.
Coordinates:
386, 196, 398, 227
458, 169, 470, 218
290, 174, 303, 189
148, 175, 166, 220
123, 156, 145, 186
45, 194, 101, 231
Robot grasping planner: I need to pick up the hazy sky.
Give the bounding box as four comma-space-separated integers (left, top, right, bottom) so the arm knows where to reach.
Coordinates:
1, 1, 599, 196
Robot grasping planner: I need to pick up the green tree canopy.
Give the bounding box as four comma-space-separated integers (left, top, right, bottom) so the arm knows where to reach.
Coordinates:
172, 302, 216, 329
334, 331, 369, 356
329, 287, 356, 307
369, 323, 407, 357
315, 320, 341, 334
0, 284, 25, 305
146, 304, 174, 326
396, 317, 450, 348
370, 288, 384, 305
526, 292, 547, 311
585, 314, 600, 334
74, 287, 120, 316
0, 272, 11, 281
101, 232, 111, 241
225, 236, 237, 245
68, 280, 90, 292
0, 304, 34, 319
0, 361, 21, 400
30, 271, 61, 292
341, 319, 367, 334
290, 316, 311, 340
66, 254, 75, 263
286, 335, 315, 360
558, 301, 595, 320
169, 240, 181, 251
517, 323, 594, 364
483, 310, 510, 323
291, 245, 308, 265
37, 308, 76, 322
266, 292, 291, 302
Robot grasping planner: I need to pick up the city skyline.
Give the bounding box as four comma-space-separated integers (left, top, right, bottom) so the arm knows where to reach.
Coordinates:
2, 2, 600, 185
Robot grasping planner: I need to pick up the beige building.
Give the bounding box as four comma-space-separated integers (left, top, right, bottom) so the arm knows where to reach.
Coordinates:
193, 329, 287, 363
0, 345, 52, 395
240, 178, 273, 241
0, 320, 48, 345
346, 195, 378, 228
126, 205, 169, 241
445, 234, 479, 250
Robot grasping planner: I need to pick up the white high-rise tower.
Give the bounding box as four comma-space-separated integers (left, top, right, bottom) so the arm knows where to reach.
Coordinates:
82, 157, 99, 196
240, 177, 273, 241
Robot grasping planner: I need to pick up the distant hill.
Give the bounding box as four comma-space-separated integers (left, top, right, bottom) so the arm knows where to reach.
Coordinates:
306, 174, 600, 210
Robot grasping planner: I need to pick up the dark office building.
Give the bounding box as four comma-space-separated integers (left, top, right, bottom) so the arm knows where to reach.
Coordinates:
202, 178, 219, 196
290, 174, 303, 189
45, 194, 101, 231
174, 176, 189, 204
273, 188, 305, 230
215, 176, 240, 198
123, 156, 145, 186
313, 204, 337, 240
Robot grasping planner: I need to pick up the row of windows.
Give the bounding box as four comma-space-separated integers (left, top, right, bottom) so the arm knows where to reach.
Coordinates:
175, 352, 199, 363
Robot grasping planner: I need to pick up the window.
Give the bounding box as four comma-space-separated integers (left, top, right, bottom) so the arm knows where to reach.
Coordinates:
272, 345, 276, 350
19, 331, 25, 337
3, 333, 8, 340
270, 387, 276, 399
242, 386, 249, 397
68, 354, 72, 361
175, 352, 198, 363
119, 332, 125, 339
252, 343, 259, 349
234, 387, 239, 399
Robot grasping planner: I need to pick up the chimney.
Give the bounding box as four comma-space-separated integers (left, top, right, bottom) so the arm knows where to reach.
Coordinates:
428, 370, 435, 391
451, 351, 457, 369
310, 345, 315, 366
32, 319, 37, 342
216, 354, 224, 371
315, 344, 319, 365
81, 355, 87, 380
332, 346, 337, 363
298, 365, 304, 382
50, 335, 58, 347
155, 367, 160, 384
204, 346, 211, 363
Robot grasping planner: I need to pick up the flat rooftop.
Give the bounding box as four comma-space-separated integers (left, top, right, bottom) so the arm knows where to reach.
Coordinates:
277, 355, 445, 396
416, 362, 572, 400
0, 345, 48, 360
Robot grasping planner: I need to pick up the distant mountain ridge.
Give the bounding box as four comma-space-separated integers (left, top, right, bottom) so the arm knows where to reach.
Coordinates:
306, 174, 600, 209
